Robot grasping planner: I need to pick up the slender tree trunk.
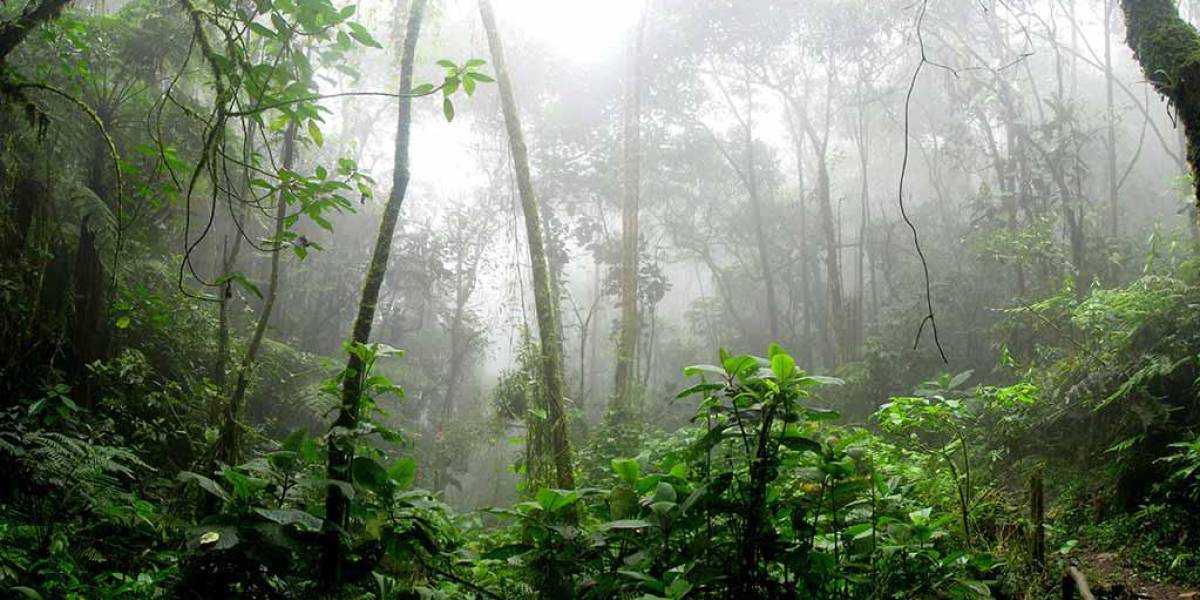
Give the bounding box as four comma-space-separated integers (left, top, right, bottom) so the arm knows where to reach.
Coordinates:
479, 0, 574, 491
320, 0, 427, 588
1119, 0, 1200, 205
782, 96, 815, 368
613, 10, 644, 416
219, 120, 296, 467
1104, 0, 1120, 236
743, 76, 779, 343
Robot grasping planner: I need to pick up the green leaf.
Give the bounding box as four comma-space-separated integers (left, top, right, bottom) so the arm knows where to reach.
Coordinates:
270, 12, 289, 36
9, 587, 43, 599
534, 488, 578, 512
464, 58, 486, 68
442, 97, 455, 122
436, 59, 457, 69
771, 352, 796, 380
779, 435, 822, 454
602, 519, 653, 530
177, 471, 230, 503
611, 458, 640, 485
115, 315, 131, 329
412, 82, 436, 95
652, 481, 676, 503
805, 407, 841, 421
254, 508, 323, 532
465, 71, 494, 83
675, 382, 722, 398
249, 22, 276, 39
347, 22, 382, 48
388, 457, 417, 489
307, 121, 323, 147
352, 456, 393, 495
682, 364, 724, 377
463, 74, 476, 96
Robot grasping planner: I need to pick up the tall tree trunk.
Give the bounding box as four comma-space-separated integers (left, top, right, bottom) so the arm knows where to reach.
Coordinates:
72, 111, 114, 408
218, 120, 296, 467
1104, 0, 1120, 236
1119, 0, 1200, 205
321, 0, 427, 588
479, 0, 575, 491
743, 76, 779, 343
782, 95, 815, 369
613, 10, 644, 415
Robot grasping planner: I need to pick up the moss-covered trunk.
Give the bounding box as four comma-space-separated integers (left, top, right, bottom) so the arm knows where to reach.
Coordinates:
613, 12, 644, 416
320, 0, 428, 587
1119, 0, 1200, 205
479, 0, 575, 491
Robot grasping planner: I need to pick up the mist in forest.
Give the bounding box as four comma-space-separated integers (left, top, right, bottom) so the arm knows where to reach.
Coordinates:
3, 0, 1200, 597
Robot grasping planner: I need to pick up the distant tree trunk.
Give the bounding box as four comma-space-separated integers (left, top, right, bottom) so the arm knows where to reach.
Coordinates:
320, 0, 427, 588
743, 77, 780, 343
1119, 0, 1200, 206
781, 95, 816, 369
480, 0, 574, 491
219, 120, 296, 467
1103, 0, 1120, 237
804, 114, 843, 367
72, 109, 114, 408
613, 11, 644, 416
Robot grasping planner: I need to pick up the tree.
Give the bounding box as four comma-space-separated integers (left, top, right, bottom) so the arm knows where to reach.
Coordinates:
613, 8, 645, 416
1119, 0, 1200, 206
478, 0, 575, 491
320, 0, 428, 587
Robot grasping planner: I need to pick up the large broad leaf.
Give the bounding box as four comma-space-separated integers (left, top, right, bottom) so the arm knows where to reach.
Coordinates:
177, 471, 230, 503
254, 508, 323, 532
805, 407, 841, 421
352, 456, 393, 495
780, 435, 822, 454
534, 488, 578, 512
602, 519, 654, 530
652, 481, 677, 504
611, 458, 640, 485
771, 352, 796, 380
389, 457, 417, 489
682, 364, 724, 377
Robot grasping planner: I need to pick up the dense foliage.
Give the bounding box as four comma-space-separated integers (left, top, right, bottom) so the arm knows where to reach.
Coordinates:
2, 0, 1200, 598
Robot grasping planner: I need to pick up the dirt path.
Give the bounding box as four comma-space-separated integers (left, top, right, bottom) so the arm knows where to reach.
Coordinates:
1075, 551, 1197, 599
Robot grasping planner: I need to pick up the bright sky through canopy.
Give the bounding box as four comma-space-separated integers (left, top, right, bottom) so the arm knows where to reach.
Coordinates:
494, 0, 643, 61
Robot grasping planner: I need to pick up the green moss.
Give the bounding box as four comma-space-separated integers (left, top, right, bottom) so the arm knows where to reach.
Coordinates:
1121, 0, 1200, 205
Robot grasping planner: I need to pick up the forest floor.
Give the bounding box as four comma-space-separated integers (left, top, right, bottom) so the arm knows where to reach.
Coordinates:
1078, 550, 1197, 599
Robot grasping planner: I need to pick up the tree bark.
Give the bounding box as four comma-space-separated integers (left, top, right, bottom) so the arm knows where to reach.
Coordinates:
1119, 0, 1200, 205
219, 120, 296, 466
321, 0, 427, 588
613, 10, 644, 416
0, 0, 73, 65
479, 0, 575, 491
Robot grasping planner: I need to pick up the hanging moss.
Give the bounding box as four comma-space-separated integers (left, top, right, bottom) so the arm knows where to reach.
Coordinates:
1121, 0, 1200, 205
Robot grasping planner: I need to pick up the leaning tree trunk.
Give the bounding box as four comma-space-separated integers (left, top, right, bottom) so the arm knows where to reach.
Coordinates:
320, 0, 428, 588
479, 0, 575, 491
218, 120, 297, 467
612, 11, 644, 416
1119, 0, 1200, 206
